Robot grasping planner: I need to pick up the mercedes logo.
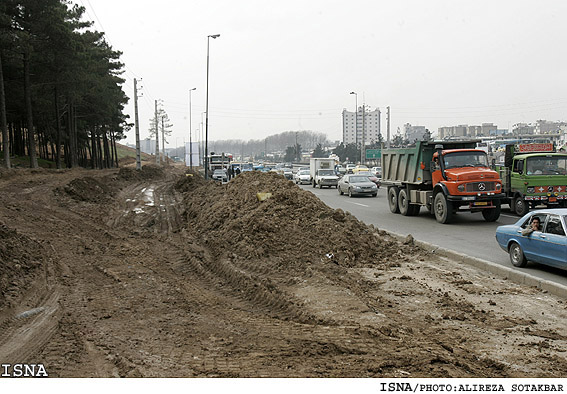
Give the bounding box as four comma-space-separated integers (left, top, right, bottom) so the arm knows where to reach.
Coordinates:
478, 183, 486, 191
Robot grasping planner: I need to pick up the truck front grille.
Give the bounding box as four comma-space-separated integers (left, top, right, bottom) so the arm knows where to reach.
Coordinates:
465, 182, 497, 192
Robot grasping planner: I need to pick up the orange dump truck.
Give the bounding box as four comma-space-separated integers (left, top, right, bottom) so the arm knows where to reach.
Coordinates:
382, 141, 505, 224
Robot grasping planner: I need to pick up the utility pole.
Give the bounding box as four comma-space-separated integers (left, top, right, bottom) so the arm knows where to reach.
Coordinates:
361, 102, 366, 164
161, 116, 165, 165
189, 88, 196, 170
134, 79, 141, 170
155, 100, 160, 165
205, 34, 221, 179
387, 106, 391, 149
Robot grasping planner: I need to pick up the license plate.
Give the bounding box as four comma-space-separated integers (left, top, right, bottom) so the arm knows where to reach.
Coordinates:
473, 202, 488, 206
549, 197, 557, 202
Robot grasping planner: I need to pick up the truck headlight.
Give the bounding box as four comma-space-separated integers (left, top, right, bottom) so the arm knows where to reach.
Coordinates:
457, 184, 465, 192
496, 184, 501, 190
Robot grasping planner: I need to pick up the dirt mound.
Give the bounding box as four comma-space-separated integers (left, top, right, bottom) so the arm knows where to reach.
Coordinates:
179, 172, 407, 273
0, 222, 48, 309
63, 177, 115, 203
118, 165, 164, 181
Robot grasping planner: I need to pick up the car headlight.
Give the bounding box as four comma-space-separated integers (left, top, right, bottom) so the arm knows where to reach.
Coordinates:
372, 185, 377, 189
457, 184, 465, 192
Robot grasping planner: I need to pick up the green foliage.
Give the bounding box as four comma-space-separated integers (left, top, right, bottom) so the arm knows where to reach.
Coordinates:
283, 146, 295, 162
0, 0, 129, 168
333, 142, 360, 163
312, 143, 326, 158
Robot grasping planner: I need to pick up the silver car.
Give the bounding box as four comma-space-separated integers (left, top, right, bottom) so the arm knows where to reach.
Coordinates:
338, 174, 378, 197
212, 169, 228, 182
294, 170, 311, 185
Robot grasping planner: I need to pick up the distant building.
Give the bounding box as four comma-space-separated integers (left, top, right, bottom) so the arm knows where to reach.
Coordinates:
512, 123, 535, 135
342, 107, 381, 146
535, 120, 566, 134
403, 123, 427, 143
140, 138, 156, 155
438, 123, 498, 139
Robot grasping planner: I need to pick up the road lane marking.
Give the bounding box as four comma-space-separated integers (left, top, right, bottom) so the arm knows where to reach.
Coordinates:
347, 202, 370, 208
500, 214, 518, 219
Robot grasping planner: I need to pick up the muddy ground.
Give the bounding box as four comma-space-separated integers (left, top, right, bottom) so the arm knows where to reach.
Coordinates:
0, 165, 566, 377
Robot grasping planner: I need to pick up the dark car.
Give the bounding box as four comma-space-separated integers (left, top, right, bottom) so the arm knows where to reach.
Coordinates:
495, 209, 567, 269
338, 174, 378, 197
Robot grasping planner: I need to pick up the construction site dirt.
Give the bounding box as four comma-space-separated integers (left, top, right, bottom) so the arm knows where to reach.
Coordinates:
0, 166, 566, 377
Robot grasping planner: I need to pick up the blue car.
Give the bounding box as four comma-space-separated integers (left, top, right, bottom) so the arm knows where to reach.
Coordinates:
495, 209, 567, 269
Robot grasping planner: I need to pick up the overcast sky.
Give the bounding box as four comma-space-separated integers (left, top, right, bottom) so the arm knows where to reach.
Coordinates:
78, 0, 567, 148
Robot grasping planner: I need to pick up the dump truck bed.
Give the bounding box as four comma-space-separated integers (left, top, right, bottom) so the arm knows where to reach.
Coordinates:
382, 140, 479, 186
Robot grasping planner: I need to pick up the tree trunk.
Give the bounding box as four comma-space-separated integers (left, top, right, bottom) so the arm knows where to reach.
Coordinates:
90, 128, 97, 169
54, 87, 62, 169
0, 52, 10, 168
102, 129, 111, 169
23, 51, 38, 168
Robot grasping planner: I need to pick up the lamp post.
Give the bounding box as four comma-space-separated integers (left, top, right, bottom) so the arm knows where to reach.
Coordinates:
349, 91, 358, 160
189, 87, 196, 170
205, 34, 220, 179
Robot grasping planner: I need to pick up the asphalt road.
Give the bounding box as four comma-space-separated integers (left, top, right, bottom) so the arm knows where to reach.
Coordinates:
298, 182, 567, 288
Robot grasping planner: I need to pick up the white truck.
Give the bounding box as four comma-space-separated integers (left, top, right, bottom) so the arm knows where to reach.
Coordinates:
310, 158, 339, 188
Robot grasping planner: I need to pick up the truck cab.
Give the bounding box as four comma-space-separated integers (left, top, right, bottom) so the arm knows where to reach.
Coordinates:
497, 146, 567, 215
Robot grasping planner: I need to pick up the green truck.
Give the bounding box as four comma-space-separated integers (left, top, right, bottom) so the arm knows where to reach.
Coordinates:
493, 143, 567, 215
382, 141, 504, 224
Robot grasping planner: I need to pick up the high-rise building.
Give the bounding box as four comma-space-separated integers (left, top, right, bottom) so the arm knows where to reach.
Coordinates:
403, 123, 427, 143
342, 107, 381, 146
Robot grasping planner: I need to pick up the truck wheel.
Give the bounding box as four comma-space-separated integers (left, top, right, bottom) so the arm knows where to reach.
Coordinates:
318, 182, 322, 189
513, 197, 529, 216
434, 193, 453, 224
509, 242, 527, 268
482, 201, 501, 222
388, 187, 400, 213
398, 189, 411, 216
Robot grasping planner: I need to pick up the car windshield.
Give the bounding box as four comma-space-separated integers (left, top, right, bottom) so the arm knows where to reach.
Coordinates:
299, 170, 310, 175
319, 170, 335, 176
443, 151, 489, 169
526, 156, 567, 175
350, 176, 371, 183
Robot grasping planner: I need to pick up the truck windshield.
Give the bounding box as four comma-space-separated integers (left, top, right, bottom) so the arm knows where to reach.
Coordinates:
318, 170, 335, 176
443, 152, 489, 169
526, 156, 567, 175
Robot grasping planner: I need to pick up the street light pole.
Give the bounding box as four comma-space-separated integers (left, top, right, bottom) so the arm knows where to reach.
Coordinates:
349, 91, 358, 160
205, 34, 220, 179
189, 87, 196, 170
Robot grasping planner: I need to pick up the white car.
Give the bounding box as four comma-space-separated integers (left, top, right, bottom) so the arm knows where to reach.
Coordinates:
294, 170, 311, 185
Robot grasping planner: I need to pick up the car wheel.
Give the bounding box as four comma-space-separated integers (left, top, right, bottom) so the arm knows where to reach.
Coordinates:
388, 186, 400, 214
434, 193, 453, 224
318, 182, 322, 189
513, 197, 529, 216
339, 186, 343, 195
509, 242, 527, 268
348, 188, 353, 198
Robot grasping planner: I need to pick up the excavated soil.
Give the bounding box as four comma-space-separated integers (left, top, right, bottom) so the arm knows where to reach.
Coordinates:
0, 167, 566, 377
